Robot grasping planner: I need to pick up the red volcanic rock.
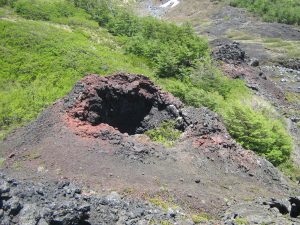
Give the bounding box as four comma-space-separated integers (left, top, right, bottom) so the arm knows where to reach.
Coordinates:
64, 73, 183, 136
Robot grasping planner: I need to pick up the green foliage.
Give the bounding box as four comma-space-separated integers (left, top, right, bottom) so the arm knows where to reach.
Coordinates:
278, 160, 300, 181
148, 197, 170, 211
145, 121, 182, 147
159, 64, 292, 166
69, 0, 209, 78
285, 91, 300, 105
14, 0, 77, 21
0, 0, 16, 7
149, 219, 172, 225
235, 217, 249, 225
0, 11, 153, 133
191, 213, 210, 223
159, 61, 247, 111
125, 20, 208, 78
11, 0, 101, 28
159, 78, 225, 110
0, 157, 5, 167
189, 61, 248, 100
230, 0, 300, 25
222, 102, 292, 166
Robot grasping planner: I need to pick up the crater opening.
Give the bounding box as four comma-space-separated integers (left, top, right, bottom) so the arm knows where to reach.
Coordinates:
84, 88, 153, 135
69, 74, 184, 136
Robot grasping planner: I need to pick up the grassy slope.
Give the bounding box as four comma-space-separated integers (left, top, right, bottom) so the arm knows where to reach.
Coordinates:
0, 7, 154, 138
226, 29, 300, 60
230, 0, 300, 25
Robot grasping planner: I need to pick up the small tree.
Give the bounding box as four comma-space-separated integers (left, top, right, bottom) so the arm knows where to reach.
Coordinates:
223, 103, 292, 166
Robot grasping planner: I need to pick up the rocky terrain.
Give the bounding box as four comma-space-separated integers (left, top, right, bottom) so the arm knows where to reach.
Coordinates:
1, 0, 300, 224
1, 171, 300, 225
0, 172, 195, 225
0, 73, 300, 224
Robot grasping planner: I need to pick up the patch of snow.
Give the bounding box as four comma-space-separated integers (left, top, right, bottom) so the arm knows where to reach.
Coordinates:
160, 0, 180, 8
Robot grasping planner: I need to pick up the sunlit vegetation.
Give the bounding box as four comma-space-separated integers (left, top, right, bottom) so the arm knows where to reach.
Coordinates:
230, 0, 300, 25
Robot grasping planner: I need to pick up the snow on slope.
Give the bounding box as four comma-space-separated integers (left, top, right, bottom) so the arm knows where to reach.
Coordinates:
160, 0, 180, 8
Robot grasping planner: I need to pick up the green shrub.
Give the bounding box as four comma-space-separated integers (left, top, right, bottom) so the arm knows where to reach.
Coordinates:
235, 217, 249, 225
69, 0, 209, 78
179, 63, 292, 166
0, 0, 16, 7
145, 120, 182, 147
10, 0, 209, 78
159, 64, 292, 166
278, 160, 300, 181
160, 78, 224, 110
189, 60, 248, 100
0, 18, 153, 133
67, 0, 114, 25
0, 158, 5, 167
10, 0, 96, 28
14, 0, 77, 21
230, 0, 300, 25
222, 102, 292, 166
159, 61, 247, 110
191, 213, 211, 223
125, 20, 208, 78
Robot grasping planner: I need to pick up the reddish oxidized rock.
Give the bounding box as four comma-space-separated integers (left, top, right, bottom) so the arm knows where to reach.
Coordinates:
64, 73, 183, 135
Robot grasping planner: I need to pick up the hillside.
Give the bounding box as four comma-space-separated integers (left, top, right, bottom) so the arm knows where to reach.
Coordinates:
137, 0, 300, 172
0, 0, 300, 224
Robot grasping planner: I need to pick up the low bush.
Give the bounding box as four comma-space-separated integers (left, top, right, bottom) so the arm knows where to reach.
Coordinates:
191, 213, 211, 223
145, 120, 182, 147
159, 60, 247, 110
159, 64, 292, 166
68, 0, 209, 78
222, 102, 292, 166
3, 0, 97, 28
0, 0, 16, 7
278, 160, 300, 181
14, 0, 78, 21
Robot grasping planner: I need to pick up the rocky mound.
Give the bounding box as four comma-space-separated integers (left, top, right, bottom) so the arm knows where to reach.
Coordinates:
0, 73, 294, 223
212, 40, 247, 65
277, 58, 300, 71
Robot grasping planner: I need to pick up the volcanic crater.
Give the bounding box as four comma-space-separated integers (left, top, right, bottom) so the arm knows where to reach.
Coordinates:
65, 73, 185, 137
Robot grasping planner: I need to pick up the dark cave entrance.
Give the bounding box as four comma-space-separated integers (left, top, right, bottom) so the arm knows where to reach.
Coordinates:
85, 88, 153, 135
290, 197, 300, 218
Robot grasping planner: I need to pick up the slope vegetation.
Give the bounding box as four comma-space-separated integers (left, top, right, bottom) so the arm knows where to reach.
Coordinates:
0, 3, 153, 138
0, 0, 293, 169
230, 0, 300, 25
